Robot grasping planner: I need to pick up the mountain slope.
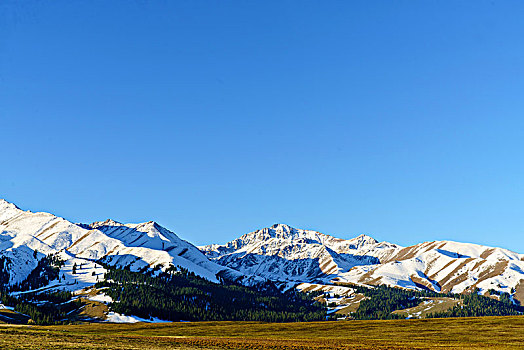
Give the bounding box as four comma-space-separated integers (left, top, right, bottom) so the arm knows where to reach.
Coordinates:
200, 223, 524, 302
3, 198, 524, 313
200, 224, 398, 282
342, 239, 524, 296
0, 199, 242, 288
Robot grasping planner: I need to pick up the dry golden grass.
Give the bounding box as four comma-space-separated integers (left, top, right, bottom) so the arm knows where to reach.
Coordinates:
77, 298, 108, 320
335, 293, 367, 315
392, 297, 461, 318
0, 316, 523, 349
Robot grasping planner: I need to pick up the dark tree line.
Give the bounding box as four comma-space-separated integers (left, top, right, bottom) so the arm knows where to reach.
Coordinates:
1, 250, 521, 325
0, 257, 10, 287
10, 253, 64, 292
351, 285, 423, 320
346, 284, 523, 320
0, 287, 77, 325
427, 289, 522, 318
96, 264, 327, 322
0, 253, 75, 325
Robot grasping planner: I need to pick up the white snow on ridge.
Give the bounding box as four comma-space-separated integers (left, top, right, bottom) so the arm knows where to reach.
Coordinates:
105, 311, 171, 323
200, 224, 396, 283
0, 198, 242, 290
201, 223, 524, 300
2, 198, 524, 307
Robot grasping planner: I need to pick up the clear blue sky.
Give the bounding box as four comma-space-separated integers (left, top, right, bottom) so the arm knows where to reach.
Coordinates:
2, 1, 524, 251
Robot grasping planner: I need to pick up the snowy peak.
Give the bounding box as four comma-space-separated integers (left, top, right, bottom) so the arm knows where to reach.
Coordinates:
3, 198, 524, 304
200, 224, 524, 303
344, 234, 379, 249
353, 233, 377, 243
85, 219, 179, 245
0, 198, 18, 209
202, 224, 384, 256
263, 223, 324, 240
232, 224, 376, 248
199, 225, 388, 283
0, 199, 244, 286
0, 198, 23, 220
88, 219, 123, 228
243, 223, 317, 240
343, 239, 524, 298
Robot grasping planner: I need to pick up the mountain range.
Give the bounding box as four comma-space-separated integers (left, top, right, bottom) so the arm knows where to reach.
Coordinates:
201, 223, 524, 303
0, 199, 248, 289
1, 198, 523, 317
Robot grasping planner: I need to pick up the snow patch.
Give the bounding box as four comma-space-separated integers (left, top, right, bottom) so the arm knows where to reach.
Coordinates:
105, 312, 171, 323
88, 293, 113, 304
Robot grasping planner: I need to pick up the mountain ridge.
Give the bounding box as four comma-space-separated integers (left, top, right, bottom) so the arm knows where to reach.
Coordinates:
0, 198, 246, 287
2, 198, 524, 307
200, 223, 524, 302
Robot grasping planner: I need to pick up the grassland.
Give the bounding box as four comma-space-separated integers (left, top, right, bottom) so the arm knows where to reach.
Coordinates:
0, 316, 523, 349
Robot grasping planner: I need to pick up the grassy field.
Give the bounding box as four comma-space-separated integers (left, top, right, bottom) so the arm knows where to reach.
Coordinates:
0, 316, 523, 349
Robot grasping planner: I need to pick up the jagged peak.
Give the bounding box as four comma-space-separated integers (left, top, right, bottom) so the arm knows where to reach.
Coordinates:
270, 223, 293, 230
126, 220, 167, 233
260, 223, 318, 239
268, 223, 297, 235
0, 198, 21, 210
85, 218, 170, 234
350, 233, 378, 244
205, 225, 386, 256
137, 220, 161, 228
88, 219, 123, 229
87, 219, 166, 235
234, 224, 338, 245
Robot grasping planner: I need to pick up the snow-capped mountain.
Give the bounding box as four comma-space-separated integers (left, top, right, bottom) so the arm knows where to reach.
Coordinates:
344, 239, 524, 297
0, 199, 243, 289
200, 223, 524, 303
2, 197, 524, 305
199, 224, 396, 282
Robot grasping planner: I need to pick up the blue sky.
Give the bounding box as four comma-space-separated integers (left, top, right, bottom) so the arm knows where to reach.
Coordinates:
1, 1, 524, 251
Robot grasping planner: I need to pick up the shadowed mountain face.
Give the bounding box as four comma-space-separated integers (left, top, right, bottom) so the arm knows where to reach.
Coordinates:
82, 220, 197, 258
200, 224, 524, 303
199, 224, 394, 283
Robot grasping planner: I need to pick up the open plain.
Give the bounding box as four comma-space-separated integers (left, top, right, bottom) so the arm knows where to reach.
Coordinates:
0, 316, 523, 350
